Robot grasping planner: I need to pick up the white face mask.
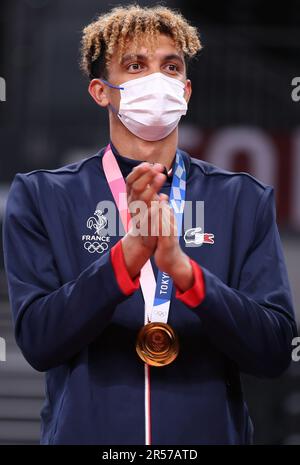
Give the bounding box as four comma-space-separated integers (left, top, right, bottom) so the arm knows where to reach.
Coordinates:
101, 72, 188, 141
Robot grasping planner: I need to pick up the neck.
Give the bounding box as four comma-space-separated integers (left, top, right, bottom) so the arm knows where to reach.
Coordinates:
109, 111, 178, 171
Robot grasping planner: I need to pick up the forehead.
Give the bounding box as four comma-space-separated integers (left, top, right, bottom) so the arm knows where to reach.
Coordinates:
117, 33, 184, 62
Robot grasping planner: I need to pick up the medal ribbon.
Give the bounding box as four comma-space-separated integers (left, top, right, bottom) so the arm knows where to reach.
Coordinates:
102, 143, 186, 325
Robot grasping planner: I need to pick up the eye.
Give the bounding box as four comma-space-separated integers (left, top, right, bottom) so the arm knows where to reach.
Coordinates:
165, 63, 179, 73
127, 62, 144, 72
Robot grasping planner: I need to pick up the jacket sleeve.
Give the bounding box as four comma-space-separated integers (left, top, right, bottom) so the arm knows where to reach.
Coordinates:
184, 186, 297, 378
2, 173, 139, 372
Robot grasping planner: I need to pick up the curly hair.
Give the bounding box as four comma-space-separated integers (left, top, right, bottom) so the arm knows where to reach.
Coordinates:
80, 4, 202, 80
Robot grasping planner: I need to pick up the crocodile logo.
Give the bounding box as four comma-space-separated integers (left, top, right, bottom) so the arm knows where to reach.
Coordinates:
184, 227, 214, 246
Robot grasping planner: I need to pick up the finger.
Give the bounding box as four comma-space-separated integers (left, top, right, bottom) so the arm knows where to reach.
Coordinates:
126, 163, 152, 196
163, 206, 173, 237
159, 193, 169, 202
139, 173, 166, 204
152, 163, 165, 173
157, 201, 170, 237
165, 204, 178, 237
126, 162, 164, 188
130, 169, 164, 198
148, 200, 160, 236
126, 166, 155, 197
160, 201, 178, 239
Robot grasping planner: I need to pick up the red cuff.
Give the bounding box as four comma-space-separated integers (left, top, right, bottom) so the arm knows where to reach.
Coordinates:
110, 241, 140, 296
175, 258, 206, 308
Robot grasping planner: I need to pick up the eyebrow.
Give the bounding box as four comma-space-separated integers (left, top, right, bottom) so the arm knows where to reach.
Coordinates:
120, 53, 184, 66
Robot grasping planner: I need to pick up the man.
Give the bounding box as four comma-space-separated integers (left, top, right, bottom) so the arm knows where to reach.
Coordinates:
2, 4, 297, 445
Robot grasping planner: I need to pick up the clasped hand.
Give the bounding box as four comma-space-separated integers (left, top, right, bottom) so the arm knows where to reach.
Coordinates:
121, 163, 194, 292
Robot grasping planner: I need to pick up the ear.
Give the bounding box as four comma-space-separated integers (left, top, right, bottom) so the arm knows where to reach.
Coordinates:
184, 79, 192, 104
88, 79, 110, 108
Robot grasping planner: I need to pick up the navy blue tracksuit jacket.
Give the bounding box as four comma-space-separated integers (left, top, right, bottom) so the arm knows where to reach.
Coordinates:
2, 142, 297, 444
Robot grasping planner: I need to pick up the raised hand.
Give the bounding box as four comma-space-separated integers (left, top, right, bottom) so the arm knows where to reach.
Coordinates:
154, 194, 194, 292
121, 162, 166, 279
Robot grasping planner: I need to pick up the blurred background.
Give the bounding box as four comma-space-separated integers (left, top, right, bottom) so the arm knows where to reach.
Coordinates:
0, 0, 300, 445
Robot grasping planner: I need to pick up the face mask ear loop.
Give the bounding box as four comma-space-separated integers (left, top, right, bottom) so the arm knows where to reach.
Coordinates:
98, 78, 124, 90
97, 78, 124, 116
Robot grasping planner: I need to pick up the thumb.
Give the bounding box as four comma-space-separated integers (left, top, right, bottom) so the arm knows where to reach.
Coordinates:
159, 193, 169, 203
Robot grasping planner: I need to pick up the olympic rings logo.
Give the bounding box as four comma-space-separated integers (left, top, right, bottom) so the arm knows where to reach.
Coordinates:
156, 311, 165, 317
84, 241, 109, 254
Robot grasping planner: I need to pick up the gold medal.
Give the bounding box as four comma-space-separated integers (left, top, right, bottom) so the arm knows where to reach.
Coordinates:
136, 322, 179, 367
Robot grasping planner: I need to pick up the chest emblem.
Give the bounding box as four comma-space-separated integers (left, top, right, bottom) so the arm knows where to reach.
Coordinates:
184, 227, 214, 246
82, 209, 110, 254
